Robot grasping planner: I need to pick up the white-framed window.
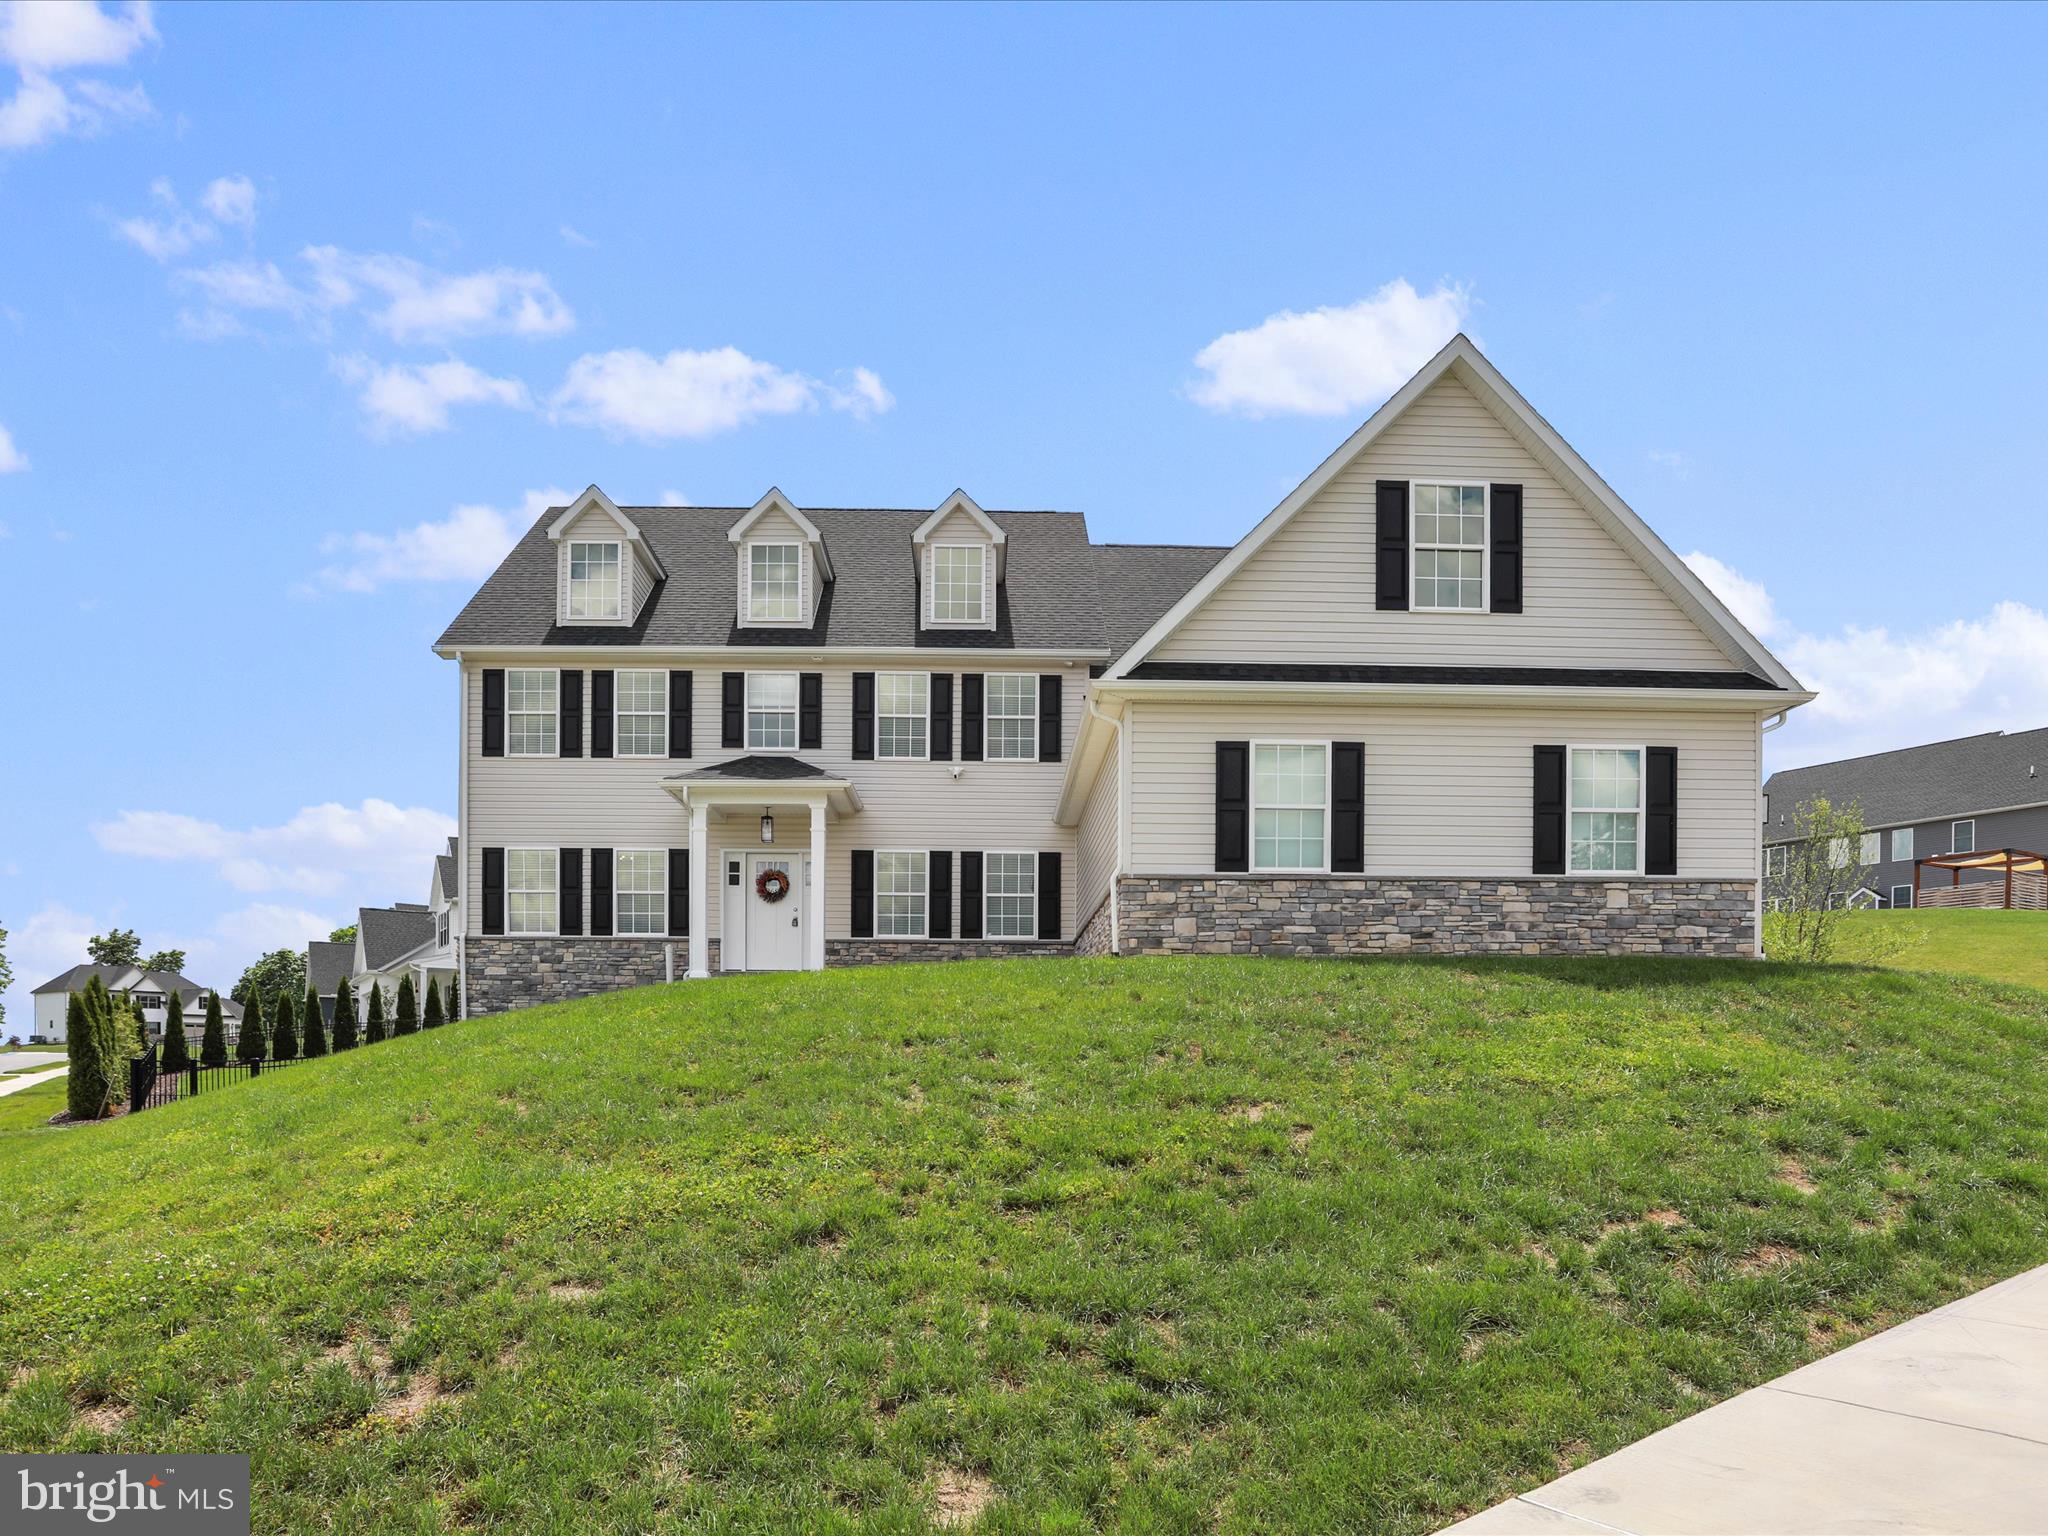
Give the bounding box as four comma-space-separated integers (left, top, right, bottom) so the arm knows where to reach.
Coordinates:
875, 850, 927, 938
616, 670, 668, 757
506, 669, 558, 756
984, 674, 1038, 760
985, 851, 1038, 939
746, 672, 799, 751
567, 541, 622, 620
1890, 827, 1915, 863
1765, 844, 1787, 878
507, 848, 559, 936
1252, 741, 1329, 872
929, 544, 986, 624
1952, 819, 1976, 854
1411, 482, 1487, 612
1859, 831, 1881, 866
615, 849, 666, 936
877, 672, 929, 760
1568, 746, 1644, 874
747, 542, 803, 622
1891, 884, 1913, 909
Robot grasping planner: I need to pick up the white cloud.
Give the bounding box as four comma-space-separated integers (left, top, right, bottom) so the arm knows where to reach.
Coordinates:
1682, 551, 1780, 641
1648, 448, 1690, 476
200, 171, 255, 231
552, 346, 894, 441
0, 422, 25, 473
658, 489, 689, 507
94, 797, 456, 898
175, 257, 312, 317
313, 485, 567, 593
1187, 278, 1472, 418
207, 901, 336, 958
332, 353, 531, 436
301, 246, 572, 342
0, 1, 155, 151
111, 174, 215, 261
559, 223, 595, 248
2, 902, 100, 1029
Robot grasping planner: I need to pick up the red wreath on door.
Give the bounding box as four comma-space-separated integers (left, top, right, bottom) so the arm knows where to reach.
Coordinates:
755, 867, 792, 903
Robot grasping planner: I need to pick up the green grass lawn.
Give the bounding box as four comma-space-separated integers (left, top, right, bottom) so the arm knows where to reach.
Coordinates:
5, 955, 2048, 1534
1830, 908, 2048, 990
0, 1076, 67, 1132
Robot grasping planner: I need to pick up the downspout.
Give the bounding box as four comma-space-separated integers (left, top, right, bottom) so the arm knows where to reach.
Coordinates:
455, 651, 468, 1017
1754, 709, 1789, 959
1085, 692, 1123, 955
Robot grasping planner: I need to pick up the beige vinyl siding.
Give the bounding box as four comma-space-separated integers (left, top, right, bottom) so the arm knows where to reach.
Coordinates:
736, 503, 816, 625
1075, 735, 1122, 930
1125, 698, 1761, 879
465, 661, 1084, 942
1153, 373, 1734, 670
554, 504, 643, 624
923, 507, 996, 629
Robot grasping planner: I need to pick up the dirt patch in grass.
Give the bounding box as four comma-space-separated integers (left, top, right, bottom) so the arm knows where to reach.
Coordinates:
1739, 1245, 1803, 1274
932, 1469, 994, 1528
1778, 1158, 1818, 1194
75, 1401, 132, 1435
1230, 1101, 1279, 1124
1644, 1208, 1687, 1228
319, 1335, 393, 1379
1290, 1125, 1314, 1149
548, 1282, 601, 1303
1552, 1437, 1591, 1475
370, 1375, 456, 1429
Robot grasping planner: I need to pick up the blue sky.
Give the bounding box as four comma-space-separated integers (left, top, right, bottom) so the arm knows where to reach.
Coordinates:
4, 1, 2046, 1020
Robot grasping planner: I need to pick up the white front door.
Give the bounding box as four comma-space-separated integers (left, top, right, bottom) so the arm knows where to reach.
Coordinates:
745, 854, 807, 972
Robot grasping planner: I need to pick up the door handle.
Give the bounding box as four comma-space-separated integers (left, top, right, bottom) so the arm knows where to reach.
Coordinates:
791, 915, 799, 927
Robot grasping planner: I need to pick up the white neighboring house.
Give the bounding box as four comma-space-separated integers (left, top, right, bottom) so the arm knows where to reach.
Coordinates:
27, 965, 242, 1045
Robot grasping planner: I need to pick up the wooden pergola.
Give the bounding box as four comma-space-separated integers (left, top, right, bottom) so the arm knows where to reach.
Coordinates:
1913, 848, 2048, 910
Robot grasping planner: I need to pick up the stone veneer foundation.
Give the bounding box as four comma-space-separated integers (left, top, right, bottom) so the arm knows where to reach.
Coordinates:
1074, 892, 1115, 958
1113, 875, 1756, 958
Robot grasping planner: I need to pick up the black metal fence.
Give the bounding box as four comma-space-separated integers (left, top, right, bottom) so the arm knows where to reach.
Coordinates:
128, 1045, 311, 1113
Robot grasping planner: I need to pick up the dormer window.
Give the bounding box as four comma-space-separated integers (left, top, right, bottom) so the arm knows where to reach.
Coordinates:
567, 541, 622, 620
1411, 483, 1486, 612
747, 543, 803, 623
930, 544, 987, 625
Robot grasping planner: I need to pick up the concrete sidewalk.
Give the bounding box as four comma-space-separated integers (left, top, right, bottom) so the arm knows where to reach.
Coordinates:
0, 1067, 67, 1098
1444, 1263, 2048, 1535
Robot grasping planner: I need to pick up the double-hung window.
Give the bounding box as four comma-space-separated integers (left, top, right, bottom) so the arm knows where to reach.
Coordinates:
930, 545, 986, 624
1891, 884, 1913, 909
875, 851, 927, 937
1567, 746, 1643, 873
985, 852, 1037, 938
567, 542, 622, 620
1859, 832, 1882, 866
1411, 482, 1486, 611
1890, 827, 1915, 863
748, 543, 802, 622
507, 848, 559, 935
1765, 844, 1787, 878
615, 850, 666, 935
506, 669, 558, 756
877, 672, 928, 760
985, 675, 1037, 760
616, 670, 667, 756
1252, 742, 1328, 871
1952, 819, 1976, 854
746, 672, 798, 750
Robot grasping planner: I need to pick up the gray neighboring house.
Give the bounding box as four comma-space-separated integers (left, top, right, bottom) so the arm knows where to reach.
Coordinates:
1763, 725, 2048, 908
305, 941, 354, 1028
27, 965, 241, 1045
347, 903, 439, 1021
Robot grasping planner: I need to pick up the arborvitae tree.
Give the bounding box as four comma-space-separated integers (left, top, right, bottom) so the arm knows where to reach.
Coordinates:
271, 987, 299, 1061
237, 988, 268, 1063
160, 991, 191, 1072
120, 993, 150, 1053
302, 980, 327, 1059
451, 975, 462, 1020
422, 977, 445, 1029
200, 991, 228, 1067
394, 974, 418, 1036
331, 977, 359, 1052
364, 982, 387, 1044
66, 990, 114, 1120
87, 975, 126, 1108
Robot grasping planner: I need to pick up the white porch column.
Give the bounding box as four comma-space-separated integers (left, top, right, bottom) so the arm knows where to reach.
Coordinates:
687, 800, 710, 978
808, 797, 827, 972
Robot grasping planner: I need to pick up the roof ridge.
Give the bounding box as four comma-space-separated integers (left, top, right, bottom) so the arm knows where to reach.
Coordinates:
1768, 727, 2037, 777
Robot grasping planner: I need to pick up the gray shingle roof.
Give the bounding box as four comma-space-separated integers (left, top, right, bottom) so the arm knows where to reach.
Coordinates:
1094, 544, 1229, 664
437, 506, 1109, 652
435, 837, 458, 903
668, 755, 836, 782
358, 906, 437, 971
1764, 725, 2048, 832
305, 941, 354, 996
30, 962, 217, 1002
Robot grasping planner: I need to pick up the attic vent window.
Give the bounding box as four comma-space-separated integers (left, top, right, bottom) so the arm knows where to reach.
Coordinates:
931, 544, 986, 624
568, 541, 622, 620
748, 543, 802, 622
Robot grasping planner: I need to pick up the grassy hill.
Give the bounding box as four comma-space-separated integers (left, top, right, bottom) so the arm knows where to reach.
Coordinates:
5, 955, 2048, 1534
1829, 907, 2048, 991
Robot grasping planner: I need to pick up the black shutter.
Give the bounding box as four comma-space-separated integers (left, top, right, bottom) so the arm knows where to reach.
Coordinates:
1332, 742, 1365, 873
800, 672, 823, 751
722, 673, 744, 749
589, 848, 613, 936
851, 672, 875, 760
1038, 674, 1062, 762
1646, 747, 1678, 876
1490, 484, 1524, 614
560, 848, 584, 937
1375, 480, 1409, 610
929, 851, 953, 939
850, 851, 874, 938
1037, 851, 1061, 941
669, 671, 692, 758
560, 671, 584, 759
669, 849, 689, 936
1215, 741, 1250, 872
481, 669, 505, 757
482, 847, 505, 933
590, 670, 614, 758
1533, 745, 1567, 874
930, 673, 953, 762
961, 674, 984, 761
959, 852, 983, 939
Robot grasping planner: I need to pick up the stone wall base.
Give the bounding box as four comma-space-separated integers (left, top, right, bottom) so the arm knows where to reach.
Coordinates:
463, 936, 715, 1017
825, 939, 1062, 967
1074, 891, 1115, 958
1115, 876, 1756, 958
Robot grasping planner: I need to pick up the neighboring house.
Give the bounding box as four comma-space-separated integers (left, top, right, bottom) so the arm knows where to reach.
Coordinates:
1763, 726, 2048, 909
434, 334, 1808, 1015
305, 940, 354, 1028
347, 903, 438, 1021
28, 965, 241, 1045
